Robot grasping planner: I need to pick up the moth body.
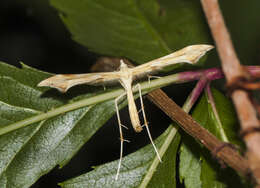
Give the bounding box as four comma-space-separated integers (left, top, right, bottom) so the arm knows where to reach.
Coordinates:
118, 61, 143, 132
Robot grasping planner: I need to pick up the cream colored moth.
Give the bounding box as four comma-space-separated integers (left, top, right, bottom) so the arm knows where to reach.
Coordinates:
38, 44, 214, 179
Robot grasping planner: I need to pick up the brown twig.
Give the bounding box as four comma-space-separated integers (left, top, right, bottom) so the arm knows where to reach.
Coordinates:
201, 0, 260, 185
147, 89, 249, 177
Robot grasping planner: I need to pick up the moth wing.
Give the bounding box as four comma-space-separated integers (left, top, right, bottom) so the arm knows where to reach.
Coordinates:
132, 44, 214, 78
38, 72, 121, 92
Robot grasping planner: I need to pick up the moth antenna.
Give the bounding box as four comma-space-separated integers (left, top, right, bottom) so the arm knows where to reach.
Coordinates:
121, 124, 129, 130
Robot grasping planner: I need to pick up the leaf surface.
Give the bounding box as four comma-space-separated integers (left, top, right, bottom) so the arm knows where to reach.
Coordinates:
60, 126, 180, 188
50, 0, 211, 63
0, 62, 119, 187
179, 88, 246, 188
0, 57, 195, 187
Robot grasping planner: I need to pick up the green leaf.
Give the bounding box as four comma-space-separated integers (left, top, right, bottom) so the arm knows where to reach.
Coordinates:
0, 62, 121, 187
50, 0, 211, 63
0, 60, 187, 187
179, 136, 202, 188
179, 88, 245, 188
59, 126, 180, 188
0, 60, 194, 187
145, 127, 180, 188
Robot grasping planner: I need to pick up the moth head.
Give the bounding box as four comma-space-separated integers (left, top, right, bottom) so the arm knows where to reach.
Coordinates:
118, 60, 130, 72
119, 60, 128, 68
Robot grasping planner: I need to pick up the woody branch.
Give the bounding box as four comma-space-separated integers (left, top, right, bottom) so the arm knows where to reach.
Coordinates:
201, 0, 260, 185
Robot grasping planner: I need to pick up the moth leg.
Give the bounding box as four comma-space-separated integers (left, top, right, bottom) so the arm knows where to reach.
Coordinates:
114, 92, 128, 129
137, 108, 142, 114
114, 92, 128, 180
136, 83, 162, 162
148, 75, 161, 84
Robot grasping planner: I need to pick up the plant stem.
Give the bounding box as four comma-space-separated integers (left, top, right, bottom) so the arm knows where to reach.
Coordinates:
183, 77, 208, 112
0, 72, 180, 136
147, 89, 249, 177
201, 0, 260, 185
1, 66, 259, 138
0, 64, 258, 180
140, 75, 203, 187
